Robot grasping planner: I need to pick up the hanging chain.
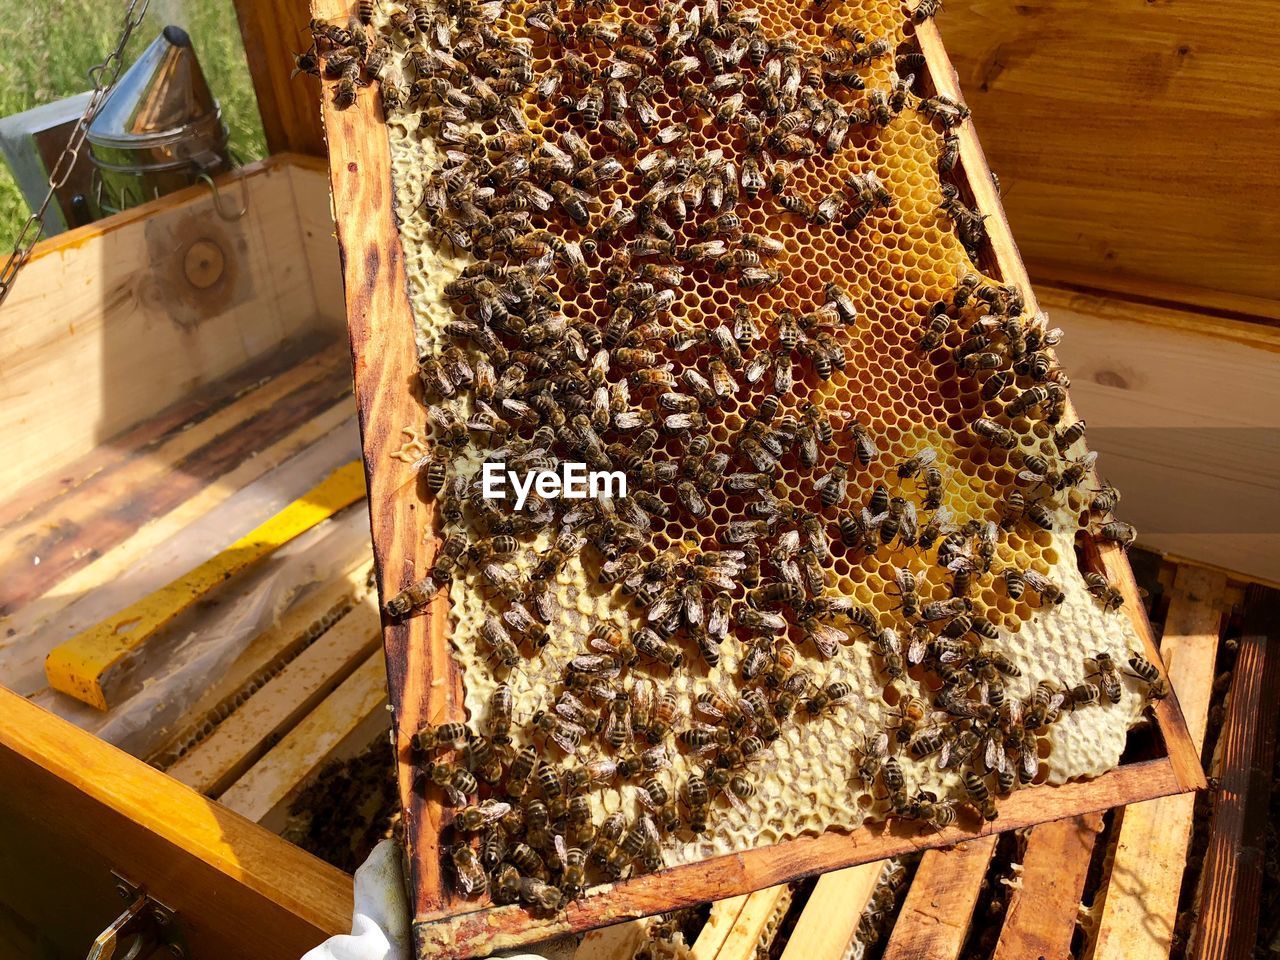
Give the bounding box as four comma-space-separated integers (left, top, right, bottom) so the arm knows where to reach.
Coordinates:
0, 0, 150, 310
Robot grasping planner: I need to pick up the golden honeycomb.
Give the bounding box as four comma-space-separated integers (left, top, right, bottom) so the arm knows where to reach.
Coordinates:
353, 0, 1150, 899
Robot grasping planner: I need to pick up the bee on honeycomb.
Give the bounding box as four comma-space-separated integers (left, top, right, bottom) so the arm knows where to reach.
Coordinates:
308, 0, 1155, 906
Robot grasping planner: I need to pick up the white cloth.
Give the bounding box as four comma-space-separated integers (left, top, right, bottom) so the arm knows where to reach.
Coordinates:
302, 840, 553, 960
304, 840, 412, 960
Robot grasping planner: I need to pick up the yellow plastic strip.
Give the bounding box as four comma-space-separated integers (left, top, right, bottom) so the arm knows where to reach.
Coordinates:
45, 461, 367, 711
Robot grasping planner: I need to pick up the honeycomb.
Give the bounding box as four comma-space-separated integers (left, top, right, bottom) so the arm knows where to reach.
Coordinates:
339, 0, 1151, 904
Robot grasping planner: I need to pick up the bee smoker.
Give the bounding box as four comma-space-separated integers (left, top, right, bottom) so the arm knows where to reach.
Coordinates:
86, 25, 233, 216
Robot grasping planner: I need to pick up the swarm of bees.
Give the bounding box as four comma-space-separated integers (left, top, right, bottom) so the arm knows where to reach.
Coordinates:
299, 0, 1159, 913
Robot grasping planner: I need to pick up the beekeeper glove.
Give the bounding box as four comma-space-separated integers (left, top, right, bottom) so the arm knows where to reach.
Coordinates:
302, 839, 552, 960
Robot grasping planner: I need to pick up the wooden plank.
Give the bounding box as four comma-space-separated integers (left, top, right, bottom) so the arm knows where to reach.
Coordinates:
0, 159, 328, 494
217, 651, 390, 828
232, 0, 326, 156
0, 685, 350, 959
991, 814, 1104, 960
880, 836, 997, 960
1041, 283, 1280, 585
1189, 586, 1280, 960
0, 340, 331, 535
1091, 565, 1226, 960
779, 863, 884, 960
936, 0, 1280, 308
0, 345, 345, 578
688, 894, 749, 960
166, 595, 381, 795
312, 0, 461, 923
573, 921, 655, 960
289, 162, 346, 325
707, 887, 788, 960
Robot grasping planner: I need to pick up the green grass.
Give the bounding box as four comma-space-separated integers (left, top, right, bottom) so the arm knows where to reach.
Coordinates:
0, 0, 267, 250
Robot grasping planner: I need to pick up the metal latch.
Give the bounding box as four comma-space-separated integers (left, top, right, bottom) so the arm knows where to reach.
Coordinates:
86, 873, 186, 960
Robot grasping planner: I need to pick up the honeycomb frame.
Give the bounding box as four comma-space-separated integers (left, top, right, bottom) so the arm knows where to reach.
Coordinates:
310, 0, 1205, 954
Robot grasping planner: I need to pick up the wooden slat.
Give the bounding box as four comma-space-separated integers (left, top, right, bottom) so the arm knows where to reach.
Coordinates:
712, 886, 791, 960
937, 0, 1280, 310
991, 814, 1104, 960
779, 863, 884, 960
881, 836, 997, 960
218, 651, 390, 828
0, 413, 360, 699
0, 685, 350, 959
312, 0, 463, 923
0, 341, 326, 535
1091, 565, 1226, 960
166, 596, 381, 795
231, 0, 326, 156
688, 894, 749, 960
1190, 586, 1280, 960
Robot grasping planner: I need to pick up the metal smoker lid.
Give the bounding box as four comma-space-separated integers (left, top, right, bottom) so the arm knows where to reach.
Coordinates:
87, 25, 224, 153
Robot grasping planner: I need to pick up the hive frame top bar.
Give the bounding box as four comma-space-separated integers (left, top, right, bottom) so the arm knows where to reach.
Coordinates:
310, 0, 1205, 953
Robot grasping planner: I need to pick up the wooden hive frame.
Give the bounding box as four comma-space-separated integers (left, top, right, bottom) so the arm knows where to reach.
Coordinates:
310, 2, 1206, 955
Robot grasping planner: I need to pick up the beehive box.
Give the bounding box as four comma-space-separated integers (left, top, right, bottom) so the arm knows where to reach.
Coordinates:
311, 0, 1205, 954
0, 155, 365, 960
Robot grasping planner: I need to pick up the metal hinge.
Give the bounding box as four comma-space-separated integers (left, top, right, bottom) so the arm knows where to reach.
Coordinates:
86, 873, 186, 960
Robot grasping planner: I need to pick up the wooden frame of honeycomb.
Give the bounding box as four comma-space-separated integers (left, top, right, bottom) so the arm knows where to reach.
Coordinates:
311, 0, 1204, 954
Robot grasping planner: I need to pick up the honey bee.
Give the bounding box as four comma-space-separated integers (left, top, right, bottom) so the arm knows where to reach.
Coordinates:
920, 597, 972, 621
814, 462, 850, 508
877, 496, 918, 547
1025, 680, 1065, 729
291, 48, 321, 79
1064, 680, 1100, 711
1002, 566, 1026, 601
453, 799, 511, 833
331, 77, 358, 109
907, 0, 943, 21
1084, 572, 1124, 611
1090, 482, 1122, 514
533, 710, 586, 754
972, 417, 1019, 449
873, 627, 906, 681
414, 721, 468, 753
804, 679, 853, 716
1098, 520, 1138, 549
962, 771, 997, 820
450, 845, 487, 897
1126, 654, 1168, 702
633, 625, 685, 670
851, 731, 889, 786
1086, 652, 1123, 704
420, 760, 477, 805
1023, 570, 1065, 606
873, 747, 904, 794
519, 877, 564, 913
